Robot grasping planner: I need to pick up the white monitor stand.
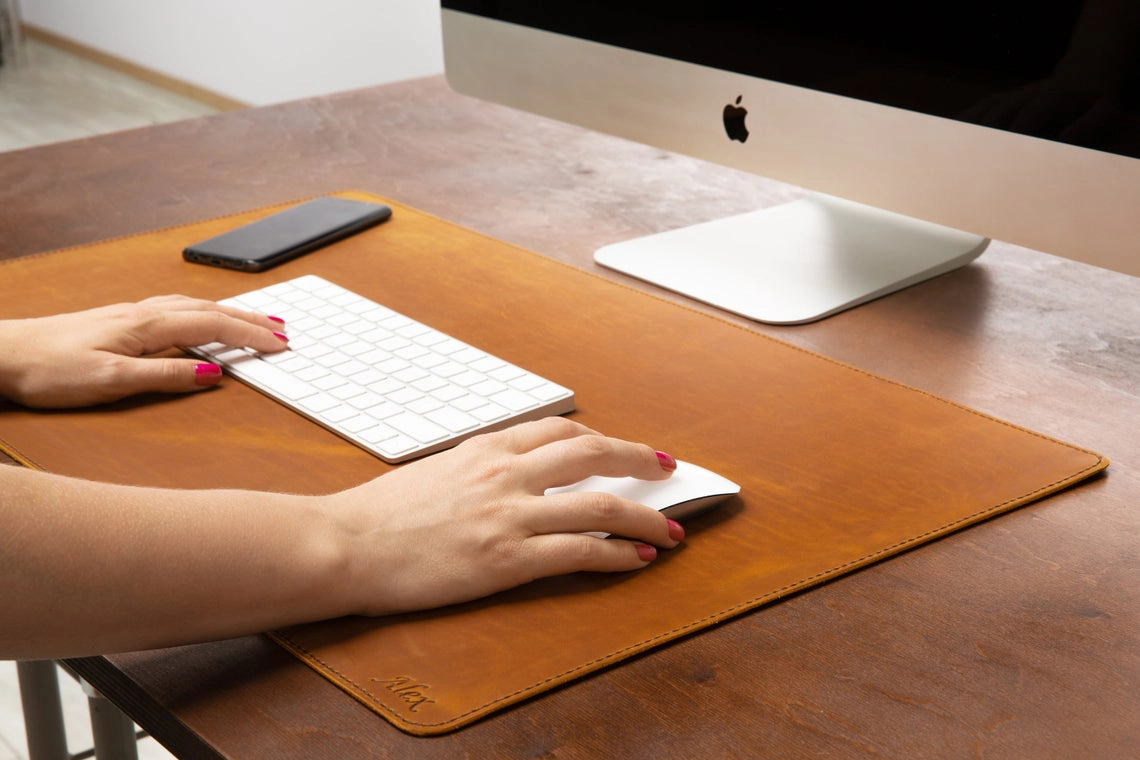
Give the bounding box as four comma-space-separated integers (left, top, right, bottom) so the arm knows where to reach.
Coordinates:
595, 193, 990, 325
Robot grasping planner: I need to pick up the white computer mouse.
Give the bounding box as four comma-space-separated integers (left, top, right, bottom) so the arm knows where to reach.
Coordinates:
546, 459, 740, 526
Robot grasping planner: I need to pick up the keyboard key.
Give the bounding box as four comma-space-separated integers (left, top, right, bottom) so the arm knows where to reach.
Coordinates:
340, 415, 377, 434
359, 424, 398, 444
224, 354, 316, 401
313, 374, 347, 392
490, 365, 526, 382
490, 389, 541, 412
386, 413, 448, 443
299, 393, 339, 413
347, 392, 385, 410
273, 355, 313, 372
213, 347, 253, 364
377, 435, 419, 458
508, 374, 544, 392
530, 382, 571, 401
361, 401, 404, 421
426, 407, 480, 433
471, 403, 510, 423
408, 390, 443, 410
431, 384, 467, 402
452, 370, 485, 388
470, 356, 506, 373
393, 366, 429, 384
387, 386, 423, 405
330, 383, 366, 401
471, 379, 508, 397
320, 405, 358, 424
294, 365, 330, 382
411, 375, 448, 393
366, 377, 404, 396
451, 394, 489, 412
452, 347, 487, 364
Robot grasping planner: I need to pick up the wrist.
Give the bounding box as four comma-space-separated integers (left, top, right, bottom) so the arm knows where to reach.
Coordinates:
0, 320, 31, 404
273, 492, 366, 621
313, 486, 409, 618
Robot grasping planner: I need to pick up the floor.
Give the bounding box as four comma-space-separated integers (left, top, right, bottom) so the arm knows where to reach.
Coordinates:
1, 35, 221, 760
0, 35, 218, 152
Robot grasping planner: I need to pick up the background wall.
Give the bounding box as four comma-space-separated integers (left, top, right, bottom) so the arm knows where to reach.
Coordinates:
21, 0, 445, 106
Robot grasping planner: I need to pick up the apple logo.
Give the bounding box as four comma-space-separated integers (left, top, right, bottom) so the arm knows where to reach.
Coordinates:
723, 95, 749, 142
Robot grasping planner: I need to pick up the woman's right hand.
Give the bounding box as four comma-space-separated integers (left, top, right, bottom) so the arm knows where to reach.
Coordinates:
324, 417, 685, 616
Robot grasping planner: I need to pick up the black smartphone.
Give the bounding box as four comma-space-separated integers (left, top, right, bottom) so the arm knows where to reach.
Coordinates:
182, 196, 392, 272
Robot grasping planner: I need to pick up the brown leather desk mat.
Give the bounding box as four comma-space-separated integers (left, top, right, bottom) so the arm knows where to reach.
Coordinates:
0, 191, 1107, 735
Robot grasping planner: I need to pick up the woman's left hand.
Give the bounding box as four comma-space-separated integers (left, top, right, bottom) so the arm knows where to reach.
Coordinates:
0, 295, 288, 407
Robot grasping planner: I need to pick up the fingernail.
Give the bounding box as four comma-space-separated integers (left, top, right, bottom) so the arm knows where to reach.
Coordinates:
667, 519, 685, 542
635, 544, 658, 562
194, 363, 222, 386
656, 451, 677, 471
267, 315, 286, 325
272, 331, 289, 343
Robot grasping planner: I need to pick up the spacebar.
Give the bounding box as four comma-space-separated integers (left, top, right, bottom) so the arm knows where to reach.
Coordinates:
223, 355, 316, 401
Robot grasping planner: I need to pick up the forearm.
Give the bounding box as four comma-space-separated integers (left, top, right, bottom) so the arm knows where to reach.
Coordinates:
0, 418, 684, 659
0, 465, 353, 659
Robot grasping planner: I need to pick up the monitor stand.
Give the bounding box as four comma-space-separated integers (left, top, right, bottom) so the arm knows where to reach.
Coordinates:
595, 193, 989, 325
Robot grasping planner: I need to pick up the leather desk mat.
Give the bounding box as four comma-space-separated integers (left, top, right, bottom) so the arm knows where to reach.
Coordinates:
0, 191, 1107, 735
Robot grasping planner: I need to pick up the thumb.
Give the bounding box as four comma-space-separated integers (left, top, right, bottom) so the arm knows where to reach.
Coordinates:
110, 357, 224, 397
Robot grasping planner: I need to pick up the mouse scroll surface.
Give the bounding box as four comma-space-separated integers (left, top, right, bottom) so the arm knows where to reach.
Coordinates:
546, 460, 740, 532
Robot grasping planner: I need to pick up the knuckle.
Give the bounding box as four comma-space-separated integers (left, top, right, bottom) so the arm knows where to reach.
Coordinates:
582, 491, 622, 522
84, 357, 133, 400
139, 294, 188, 305
107, 303, 165, 337
541, 416, 579, 435
469, 456, 516, 488
201, 309, 228, 331
572, 434, 611, 462
571, 536, 601, 565
94, 355, 130, 384
105, 302, 148, 324
462, 429, 502, 454
472, 495, 515, 526
488, 534, 525, 566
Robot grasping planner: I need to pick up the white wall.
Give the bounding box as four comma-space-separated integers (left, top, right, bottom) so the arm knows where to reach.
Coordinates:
21, 0, 445, 106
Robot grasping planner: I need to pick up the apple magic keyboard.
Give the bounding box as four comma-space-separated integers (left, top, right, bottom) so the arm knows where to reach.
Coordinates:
187, 275, 575, 463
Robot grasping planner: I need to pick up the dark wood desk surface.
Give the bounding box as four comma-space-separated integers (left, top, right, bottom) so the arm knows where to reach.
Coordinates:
3, 76, 1137, 758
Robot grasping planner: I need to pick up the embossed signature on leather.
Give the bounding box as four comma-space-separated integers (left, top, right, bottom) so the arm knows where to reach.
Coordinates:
0, 192, 1108, 736
372, 676, 438, 713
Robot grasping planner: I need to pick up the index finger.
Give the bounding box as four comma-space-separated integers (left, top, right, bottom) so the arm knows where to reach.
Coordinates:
520, 432, 677, 492
485, 417, 601, 455
137, 309, 289, 355
139, 295, 285, 330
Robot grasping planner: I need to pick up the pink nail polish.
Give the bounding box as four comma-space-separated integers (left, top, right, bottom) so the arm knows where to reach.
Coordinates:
267, 315, 286, 324
656, 451, 677, 471
667, 519, 685, 542
194, 363, 222, 386
272, 331, 289, 342
635, 543, 657, 562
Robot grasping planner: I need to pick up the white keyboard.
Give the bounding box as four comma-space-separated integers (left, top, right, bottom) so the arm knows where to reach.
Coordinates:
187, 275, 575, 463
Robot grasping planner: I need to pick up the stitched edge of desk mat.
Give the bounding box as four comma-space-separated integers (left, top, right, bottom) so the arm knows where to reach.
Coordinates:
0, 191, 1108, 736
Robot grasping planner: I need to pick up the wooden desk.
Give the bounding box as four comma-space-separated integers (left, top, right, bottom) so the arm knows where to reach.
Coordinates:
2, 76, 1137, 758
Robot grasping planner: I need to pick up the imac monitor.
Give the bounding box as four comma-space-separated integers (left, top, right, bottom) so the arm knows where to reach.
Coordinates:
440, 3, 1139, 324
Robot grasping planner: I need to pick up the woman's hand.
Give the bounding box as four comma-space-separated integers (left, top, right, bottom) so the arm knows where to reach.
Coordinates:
0, 295, 288, 407
325, 417, 685, 616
